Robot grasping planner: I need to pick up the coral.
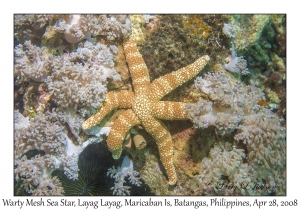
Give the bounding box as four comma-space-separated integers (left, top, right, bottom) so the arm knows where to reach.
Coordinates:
185, 70, 282, 134
234, 108, 286, 195
91, 15, 132, 41
52, 142, 117, 196
14, 33, 122, 116
229, 15, 270, 51
271, 14, 286, 35
271, 54, 286, 80
82, 36, 209, 185
107, 156, 142, 195
186, 99, 239, 135
14, 40, 53, 84
113, 44, 131, 87
224, 53, 249, 75
59, 15, 92, 44
19, 83, 52, 119
201, 14, 230, 49
14, 154, 64, 195
234, 108, 285, 169
14, 14, 56, 45
222, 23, 249, 75
266, 88, 281, 104
139, 153, 170, 195
185, 70, 286, 195
130, 15, 146, 44
45, 40, 120, 111
32, 176, 64, 196
129, 14, 156, 45
15, 14, 132, 46
62, 107, 85, 143
183, 15, 212, 40
198, 142, 251, 195
36, 83, 51, 113
14, 110, 66, 159
231, 15, 285, 79
275, 31, 286, 57
139, 15, 228, 81
14, 14, 286, 196
240, 17, 286, 121
14, 110, 104, 195
14, 15, 52, 29
241, 19, 286, 115
222, 23, 236, 38
14, 109, 30, 130
53, 15, 131, 43
269, 71, 282, 84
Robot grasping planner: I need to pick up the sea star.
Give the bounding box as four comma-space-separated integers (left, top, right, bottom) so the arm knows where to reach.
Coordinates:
82, 37, 209, 185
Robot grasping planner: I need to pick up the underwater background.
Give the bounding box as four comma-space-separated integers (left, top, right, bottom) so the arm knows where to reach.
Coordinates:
14, 14, 286, 196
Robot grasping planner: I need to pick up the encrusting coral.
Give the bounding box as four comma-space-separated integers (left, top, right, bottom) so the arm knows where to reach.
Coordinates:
138, 15, 229, 81
82, 36, 210, 185
129, 15, 155, 45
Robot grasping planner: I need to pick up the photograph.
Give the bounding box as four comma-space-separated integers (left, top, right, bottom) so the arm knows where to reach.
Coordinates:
13, 14, 286, 197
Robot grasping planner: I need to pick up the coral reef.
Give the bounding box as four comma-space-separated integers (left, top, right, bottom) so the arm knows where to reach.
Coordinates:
14, 14, 286, 196
82, 36, 209, 185
14, 40, 53, 84
14, 14, 132, 45
14, 14, 56, 45
232, 14, 286, 120
185, 70, 286, 195
235, 107, 285, 170
198, 142, 251, 195
136, 66, 286, 195
13, 14, 134, 195
138, 14, 229, 81
185, 69, 284, 135
45, 40, 120, 111
14, 154, 64, 195
229, 15, 270, 51
14, 110, 103, 195
14, 38, 122, 115
53, 15, 132, 43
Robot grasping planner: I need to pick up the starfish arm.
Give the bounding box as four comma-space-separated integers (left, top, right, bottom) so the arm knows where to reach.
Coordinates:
107, 109, 140, 159
152, 101, 188, 120
82, 90, 134, 129
142, 117, 177, 185
148, 55, 210, 101
123, 37, 150, 96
